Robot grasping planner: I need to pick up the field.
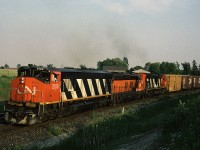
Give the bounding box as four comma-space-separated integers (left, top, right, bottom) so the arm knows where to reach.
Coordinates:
0, 69, 17, 77
0, 69, 16, 102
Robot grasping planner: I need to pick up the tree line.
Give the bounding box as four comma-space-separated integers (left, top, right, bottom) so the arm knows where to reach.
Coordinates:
1, 59, 200, 76
97, 58, 200, 75
145, 60, 200, 75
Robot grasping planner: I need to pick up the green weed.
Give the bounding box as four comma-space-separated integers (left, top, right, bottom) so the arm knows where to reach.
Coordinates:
48, 124, 62, 136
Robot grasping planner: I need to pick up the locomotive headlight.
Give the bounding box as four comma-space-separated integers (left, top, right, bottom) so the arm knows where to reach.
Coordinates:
21, 77, 24, 83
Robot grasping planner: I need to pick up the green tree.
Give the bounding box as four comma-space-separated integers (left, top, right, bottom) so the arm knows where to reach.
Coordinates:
175, 62, 181, 74
128, 67, 134, 74
181, 62, 191, 75
47, 64, 54, 68
17, 64, 21, 68
4, 64, 9, 69
160, 62, 168, 74
160, 62, 180, 74
97, 58, 128, 70
80, 64, 87, 70
149, 62, 160, 74
199, 64, 200, 75
191, 60, 198, 75
133, 65, 143, 70
123, 57, 129, 68
144, 62, 151, 71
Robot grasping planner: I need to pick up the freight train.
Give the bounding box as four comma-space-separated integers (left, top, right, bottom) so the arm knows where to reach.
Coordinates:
3, 64, 200, 125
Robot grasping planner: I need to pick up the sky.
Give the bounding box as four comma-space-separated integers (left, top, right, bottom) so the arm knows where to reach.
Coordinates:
0, 0, 200, 68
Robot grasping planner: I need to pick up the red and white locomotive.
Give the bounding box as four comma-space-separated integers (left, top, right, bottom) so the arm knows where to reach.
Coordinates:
4, 64, 140, 125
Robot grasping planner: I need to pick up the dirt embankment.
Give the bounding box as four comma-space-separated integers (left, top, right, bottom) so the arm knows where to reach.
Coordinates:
116, 129, 162, 150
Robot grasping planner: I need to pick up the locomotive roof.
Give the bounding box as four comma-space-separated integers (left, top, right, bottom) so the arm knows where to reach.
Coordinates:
47, 67, 112, 74
18, 64, 111, 74
18, 65, 140, 79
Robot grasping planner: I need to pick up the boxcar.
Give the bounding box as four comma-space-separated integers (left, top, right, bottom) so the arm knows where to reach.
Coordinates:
182, 75, 193, 90
192, 76, 200, 89
166, 75, 182, 92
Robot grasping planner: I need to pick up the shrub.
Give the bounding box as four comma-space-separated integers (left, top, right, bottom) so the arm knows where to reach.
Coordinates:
162, 95, 200, 149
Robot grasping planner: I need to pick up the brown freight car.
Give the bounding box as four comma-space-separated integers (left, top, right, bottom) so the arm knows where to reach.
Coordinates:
192, 76, 200, 88
165, 74, 182, 92
182, 75, 193, 90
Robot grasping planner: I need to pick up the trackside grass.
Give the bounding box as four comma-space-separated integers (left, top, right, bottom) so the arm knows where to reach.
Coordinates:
48, 124, 62, 136
43, 91, 200, 150
156, 92, 200, 149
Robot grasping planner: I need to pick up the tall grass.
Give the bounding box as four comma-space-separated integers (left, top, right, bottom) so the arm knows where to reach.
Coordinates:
45, 92, 192, 150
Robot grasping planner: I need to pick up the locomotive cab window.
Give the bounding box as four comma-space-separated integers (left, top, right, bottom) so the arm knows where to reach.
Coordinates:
51, 74, 58, 82
35, 71, 50, 83
18, 67, 50, 83
18, 69, 31, 77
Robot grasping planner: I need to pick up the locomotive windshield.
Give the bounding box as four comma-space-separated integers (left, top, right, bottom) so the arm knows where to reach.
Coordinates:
18, 64, 50, 83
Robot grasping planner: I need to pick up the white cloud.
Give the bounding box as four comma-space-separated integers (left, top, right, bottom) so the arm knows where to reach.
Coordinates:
92, 0, 186, 14
129, 0, 174, 13
106, 2, 129, 14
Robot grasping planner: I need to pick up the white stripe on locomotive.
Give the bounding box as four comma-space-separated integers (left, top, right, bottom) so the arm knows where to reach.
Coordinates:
152, 79, 160, 88
77, 79, 87, 97
96, 79, 103, 95
87, 79, 96, 96
63, 79, 78, 99
61, 92, 67, 100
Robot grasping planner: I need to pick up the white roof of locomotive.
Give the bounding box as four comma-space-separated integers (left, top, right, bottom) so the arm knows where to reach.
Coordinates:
132, 69, 150, 74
